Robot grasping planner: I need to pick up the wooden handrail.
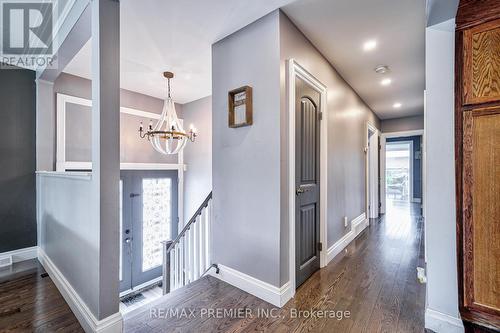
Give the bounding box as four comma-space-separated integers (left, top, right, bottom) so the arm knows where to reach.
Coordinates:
165, 191, 212, 254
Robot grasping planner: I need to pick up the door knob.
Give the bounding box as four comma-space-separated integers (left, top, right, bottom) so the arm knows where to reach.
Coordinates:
124, 237, 132, 244
296, 187, 305, 195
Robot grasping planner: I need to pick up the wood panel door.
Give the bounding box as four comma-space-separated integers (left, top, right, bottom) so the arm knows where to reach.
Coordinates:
295, 77, 321, 288
462, 108, 500, 317
456, 3, 500, 330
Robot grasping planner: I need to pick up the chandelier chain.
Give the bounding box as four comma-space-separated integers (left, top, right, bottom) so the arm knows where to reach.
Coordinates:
167, 78, 171, 98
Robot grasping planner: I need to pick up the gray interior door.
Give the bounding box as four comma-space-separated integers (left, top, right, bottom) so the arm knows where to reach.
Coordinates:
295, 77, 321, 288
120, 170, 178, 293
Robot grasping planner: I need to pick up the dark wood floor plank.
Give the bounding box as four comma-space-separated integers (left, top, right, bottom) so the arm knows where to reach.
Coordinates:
0, 202, 425, 333
125, 201, 426, 333
0, 260, 83, 332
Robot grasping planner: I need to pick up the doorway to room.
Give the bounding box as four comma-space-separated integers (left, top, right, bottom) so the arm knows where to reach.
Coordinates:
381, 134, 423, 216
386, 141, 412, 203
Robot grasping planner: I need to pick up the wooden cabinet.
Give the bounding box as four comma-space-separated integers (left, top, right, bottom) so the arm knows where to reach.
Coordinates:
456, 1, 500, 331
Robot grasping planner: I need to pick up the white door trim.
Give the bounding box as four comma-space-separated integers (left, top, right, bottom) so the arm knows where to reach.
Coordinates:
287, 59, 328, 300
366, 122, 379, 219
380, 129, 424, 214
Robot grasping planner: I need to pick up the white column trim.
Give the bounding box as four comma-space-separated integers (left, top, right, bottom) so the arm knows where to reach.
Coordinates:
425, 308, 464, 333
366, 122, 379, 219
38, 249, 123, 333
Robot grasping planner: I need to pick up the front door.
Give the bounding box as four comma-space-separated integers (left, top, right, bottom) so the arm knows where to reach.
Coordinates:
120, 170, 178, 293
295, 77, 321, 288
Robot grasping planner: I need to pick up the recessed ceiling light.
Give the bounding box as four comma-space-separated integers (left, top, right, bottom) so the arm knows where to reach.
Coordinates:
374, 65, 390, 74
381, 78, 392, 86
363, 39, 377, 51
393, 102, 402, 108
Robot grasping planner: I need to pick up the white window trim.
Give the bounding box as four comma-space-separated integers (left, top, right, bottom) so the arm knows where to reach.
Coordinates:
56, 92, 184, 172
56, 92, 185, 230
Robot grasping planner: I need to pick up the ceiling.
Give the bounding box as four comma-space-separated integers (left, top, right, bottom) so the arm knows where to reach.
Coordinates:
65, 0, 425, 119
63, 0, 296, 104
283, 0, 426, 119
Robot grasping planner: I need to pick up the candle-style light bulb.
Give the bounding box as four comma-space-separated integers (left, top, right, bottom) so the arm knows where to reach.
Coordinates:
139, 121, 143, 132
149, 120, 153, 131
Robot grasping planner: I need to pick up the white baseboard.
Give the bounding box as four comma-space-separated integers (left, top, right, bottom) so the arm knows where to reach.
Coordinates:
425, 308, 464, 333
0, 246, 38, 266
327, 213, 368, 263
38, 249, 123, 333
209, 264, 291, 308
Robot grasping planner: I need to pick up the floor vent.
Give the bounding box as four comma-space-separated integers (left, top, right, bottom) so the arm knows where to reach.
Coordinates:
40, 272, 49, 278
121, 293, 146, 307
0, 255, 12, 268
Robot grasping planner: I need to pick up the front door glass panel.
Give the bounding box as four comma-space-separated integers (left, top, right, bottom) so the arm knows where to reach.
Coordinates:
142, 178, 172, 272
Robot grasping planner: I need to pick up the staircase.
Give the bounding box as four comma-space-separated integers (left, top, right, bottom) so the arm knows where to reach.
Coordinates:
162, 192, 212, 294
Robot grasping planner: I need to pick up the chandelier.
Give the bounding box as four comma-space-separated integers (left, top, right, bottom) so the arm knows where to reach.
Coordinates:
139, 71, 197, 155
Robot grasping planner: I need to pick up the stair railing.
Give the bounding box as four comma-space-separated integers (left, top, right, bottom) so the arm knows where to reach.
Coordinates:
162, 192, 212, 294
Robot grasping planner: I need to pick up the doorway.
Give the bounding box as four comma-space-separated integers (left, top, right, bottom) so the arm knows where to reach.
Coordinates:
380, 130, 425, 215
294, 76, 321, 288
385, 141, 412, 203
287, 59, 328, 297
119, 170, 178, 295
381, 134, 423, 215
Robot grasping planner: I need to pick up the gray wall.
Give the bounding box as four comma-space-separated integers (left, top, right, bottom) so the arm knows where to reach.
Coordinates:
212, 11, 283, 287
0, 67, 37, 253
425, 18, 462, 329
37, 80, 56, 171
36, 72, 182, 170
381, 115, 424, 133
279, 12, 380, 284
212, 10, 381, 288
38, 174, 99, 316
182, 96, 212, 222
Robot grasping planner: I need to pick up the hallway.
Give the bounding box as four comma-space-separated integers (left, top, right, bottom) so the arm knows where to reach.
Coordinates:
125, 202, 426, 332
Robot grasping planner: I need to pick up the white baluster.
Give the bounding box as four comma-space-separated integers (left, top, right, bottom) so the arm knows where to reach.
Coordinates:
200, 208, 207, 274
193, 217, 200, 279
205, 201, 211, 269
179, 236, 186, 287
175, 244, 181, 289
170, 248, 175, 290
185, 229, 190, 283
189, 227, 195, 282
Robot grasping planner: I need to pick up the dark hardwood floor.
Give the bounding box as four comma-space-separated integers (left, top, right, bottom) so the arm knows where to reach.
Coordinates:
0, 201, 425, 332
0, 259, 83, 333
125, 201, 427, 333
